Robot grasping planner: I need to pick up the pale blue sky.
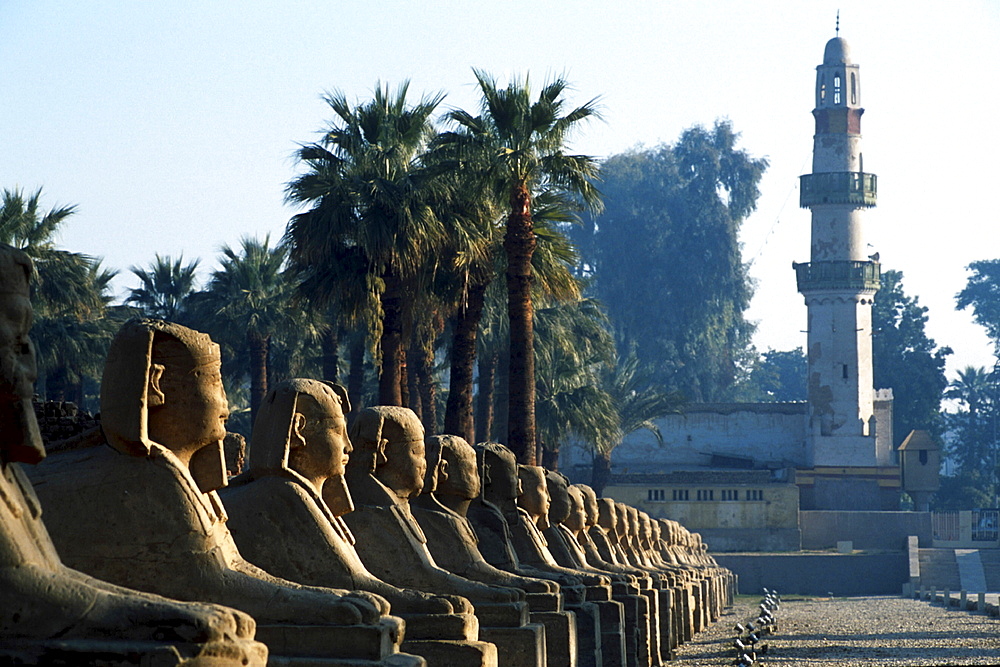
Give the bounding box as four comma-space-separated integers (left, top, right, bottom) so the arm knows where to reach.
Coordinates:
2, 1, 997, 378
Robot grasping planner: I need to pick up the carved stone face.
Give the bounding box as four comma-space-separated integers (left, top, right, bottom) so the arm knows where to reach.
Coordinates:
639, 513, 653, 547
293, 391, 352, 481
0, 248, 43, 464
597, 498, 617, 533
573, 484, 600, 527
478, 443, 521, 506
563, 486, 587, 533
543, 470, 571, 525
436, 436, 480, 500
614, 503, 630, 540
147, 338, 229, 461
375, 408, 426, 499
516, 466, 550, 519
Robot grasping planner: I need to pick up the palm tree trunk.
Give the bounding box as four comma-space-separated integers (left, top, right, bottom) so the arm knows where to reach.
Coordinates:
379, 273, 405, 406
541, 444, 559, 471
406, 343, 421, 419
415, 343, 437, 435
248, 331, 269, 430
322, 323, 341, 384
475, 351, 497, 444
445, 280, 488, 443
591, 451, 613, 496
493, 346, 510, 445
504, 184, 537, 464
347, 334, 366, 415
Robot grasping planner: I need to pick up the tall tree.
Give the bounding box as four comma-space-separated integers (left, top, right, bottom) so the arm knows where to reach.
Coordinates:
590, 351, 684, 495
439, 71, 601, 464
742, 348, 808, 402
944, 366, 996, 474
576, 122, 767, 401
957, 259, 1000, 351
872, 269, 951, 444
125, 254, 200, 321
0, 187, 116, 408
285, 82, 447, 406
189, 236, 292, 428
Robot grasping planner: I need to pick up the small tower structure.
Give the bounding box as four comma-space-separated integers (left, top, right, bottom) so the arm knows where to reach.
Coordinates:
793, 34, 899, 509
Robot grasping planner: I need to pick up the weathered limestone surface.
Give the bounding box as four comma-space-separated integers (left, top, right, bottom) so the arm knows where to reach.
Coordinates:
0, 247, 267, 666
28, 319, 420, 666
413, 434, 579, 667
342, 407, 545, 667
220, 379, 496, 667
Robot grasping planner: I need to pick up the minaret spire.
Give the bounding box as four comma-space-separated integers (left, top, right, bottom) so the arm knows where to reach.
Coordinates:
836, 10, 840, 36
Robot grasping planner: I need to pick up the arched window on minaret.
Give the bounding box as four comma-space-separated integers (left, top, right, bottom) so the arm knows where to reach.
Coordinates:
834, 74, 842, 105
850, 73, 857, 105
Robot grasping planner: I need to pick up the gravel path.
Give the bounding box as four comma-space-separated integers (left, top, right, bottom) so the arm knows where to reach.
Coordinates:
672, 595, 1000, 666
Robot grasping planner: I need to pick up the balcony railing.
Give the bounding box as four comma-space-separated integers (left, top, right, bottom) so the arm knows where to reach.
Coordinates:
793, 260, 880, 293
800, 171, 877, 207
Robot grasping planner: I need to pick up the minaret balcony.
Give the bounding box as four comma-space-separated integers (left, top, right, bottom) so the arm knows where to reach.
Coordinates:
793, 260, 880, 293
799, 172, 877, 207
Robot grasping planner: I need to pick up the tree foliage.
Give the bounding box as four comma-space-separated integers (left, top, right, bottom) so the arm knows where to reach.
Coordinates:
872, 269, 951, 445
742, 348, 808, 402
957, 259, 1000, 351
576, 121, 767, 401
1, 187, 117, 409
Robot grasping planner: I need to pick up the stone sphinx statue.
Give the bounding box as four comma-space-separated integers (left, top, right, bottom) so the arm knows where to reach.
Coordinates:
219, 378, 496, 666
28, 319, 419, 666
0, 246, 266, 666
342, 406, 546, 667
411, 434, 578, 667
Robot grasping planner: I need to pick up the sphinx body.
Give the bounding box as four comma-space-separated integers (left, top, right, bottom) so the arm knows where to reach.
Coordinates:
220, 379, 496, 666
0, 247, 266, 666
542, 474, 662, 667
411, 434, 579, 667
342, 407, 547, 667
28, 319, 419, 666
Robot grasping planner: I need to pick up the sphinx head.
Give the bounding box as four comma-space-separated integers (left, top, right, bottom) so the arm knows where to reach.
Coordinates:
543, 469, 572, 526
425, 434, 480, 501
0, 244, 44, 465
597, 497, 618, 534
474, 442, 521, 509
517, 465, 550, 528
563, 485, 588, 534
348, 406, 425, 500
102, 319, 228, 475
250, 378, 352, 501
572, 484, 600, 528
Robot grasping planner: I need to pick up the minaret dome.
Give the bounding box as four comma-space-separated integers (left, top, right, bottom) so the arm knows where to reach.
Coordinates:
816, 36, 861, 111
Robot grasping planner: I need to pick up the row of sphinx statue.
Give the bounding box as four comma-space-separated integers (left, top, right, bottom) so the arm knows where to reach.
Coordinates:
0, 242, 732, 667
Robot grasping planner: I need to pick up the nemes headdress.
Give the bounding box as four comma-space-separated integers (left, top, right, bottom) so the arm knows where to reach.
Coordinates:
248, 378, 350, 475
0, 243, 44, 465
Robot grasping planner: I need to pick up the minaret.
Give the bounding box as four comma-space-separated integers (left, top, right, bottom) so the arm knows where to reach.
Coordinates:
794, 34, 880, 468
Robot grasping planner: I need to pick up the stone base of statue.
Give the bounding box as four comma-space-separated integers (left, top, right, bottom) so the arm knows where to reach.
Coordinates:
0, 638, 268, 666
401, 639, 498, 667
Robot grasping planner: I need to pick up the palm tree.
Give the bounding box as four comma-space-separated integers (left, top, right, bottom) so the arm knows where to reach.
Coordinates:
438, 70, 602, 464
534, 298, 617, 470
590, 351, 684, 495
1, 187, 116, 407
190, 235, 292, 427
945, 365, 996, 474
285, 82, 448, 406
125, 254, 200, 320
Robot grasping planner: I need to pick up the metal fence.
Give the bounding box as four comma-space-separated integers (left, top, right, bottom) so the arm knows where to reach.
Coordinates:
972, 509, 999, 542
932, 509, 999, 544
932, 511, 961, 542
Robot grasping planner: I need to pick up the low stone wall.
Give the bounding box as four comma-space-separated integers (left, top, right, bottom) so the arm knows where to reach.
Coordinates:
715, 552, 909, 596
694, 527, 801, 553
800, 510, 933, 550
